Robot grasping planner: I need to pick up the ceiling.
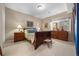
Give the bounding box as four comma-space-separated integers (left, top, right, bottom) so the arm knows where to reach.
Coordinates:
5, 3, 74, 19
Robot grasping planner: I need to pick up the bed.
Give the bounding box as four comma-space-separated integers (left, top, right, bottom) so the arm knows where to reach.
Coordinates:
24, 28, 68, 50
24, 28, 52, 50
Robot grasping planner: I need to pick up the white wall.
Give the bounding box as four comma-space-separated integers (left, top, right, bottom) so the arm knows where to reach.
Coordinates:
42, 12, 74, 42
5, 8, 41, 41
0, 4, 5, 46
0, 4, 5, 55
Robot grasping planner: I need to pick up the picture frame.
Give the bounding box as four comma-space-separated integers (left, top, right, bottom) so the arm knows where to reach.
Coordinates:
27, 21, 33, 27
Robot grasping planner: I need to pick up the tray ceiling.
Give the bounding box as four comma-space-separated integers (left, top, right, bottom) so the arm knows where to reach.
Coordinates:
5, 3, 74, 19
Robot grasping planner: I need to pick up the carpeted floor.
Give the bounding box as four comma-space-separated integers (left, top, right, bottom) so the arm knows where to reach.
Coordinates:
3, 39, 76, 56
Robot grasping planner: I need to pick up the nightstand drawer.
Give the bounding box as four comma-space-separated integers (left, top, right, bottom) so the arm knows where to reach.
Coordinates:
15, 34, 24, 37
14, 32, 25, 42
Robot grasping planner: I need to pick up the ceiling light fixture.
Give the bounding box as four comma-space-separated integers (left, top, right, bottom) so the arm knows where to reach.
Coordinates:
36, 4, 45, 10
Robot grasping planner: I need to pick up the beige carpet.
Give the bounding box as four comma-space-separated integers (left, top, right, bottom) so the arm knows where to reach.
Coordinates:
3, 39, 76, 56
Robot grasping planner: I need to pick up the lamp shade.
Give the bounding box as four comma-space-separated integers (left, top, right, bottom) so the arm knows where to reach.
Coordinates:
17, 25, 22, 29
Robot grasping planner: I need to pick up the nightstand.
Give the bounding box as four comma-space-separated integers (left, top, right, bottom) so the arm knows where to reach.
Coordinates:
14, 32, 25, 42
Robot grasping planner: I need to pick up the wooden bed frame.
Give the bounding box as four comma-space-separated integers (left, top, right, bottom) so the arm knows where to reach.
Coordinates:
33, 31, 51, 50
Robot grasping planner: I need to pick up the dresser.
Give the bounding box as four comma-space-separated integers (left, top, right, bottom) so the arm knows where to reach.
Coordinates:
51, 31, 68, 41
14, 32, 25, 42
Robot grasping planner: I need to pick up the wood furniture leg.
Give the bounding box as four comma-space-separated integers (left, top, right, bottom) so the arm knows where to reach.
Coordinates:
0, 47, 2, 56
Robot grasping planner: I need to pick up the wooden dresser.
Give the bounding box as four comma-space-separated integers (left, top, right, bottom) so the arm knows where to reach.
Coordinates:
14, 32, 25, 42
51, 31, 68, 41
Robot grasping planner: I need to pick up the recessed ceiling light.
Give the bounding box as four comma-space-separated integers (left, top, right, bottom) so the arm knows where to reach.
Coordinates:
36, 4, 45, 10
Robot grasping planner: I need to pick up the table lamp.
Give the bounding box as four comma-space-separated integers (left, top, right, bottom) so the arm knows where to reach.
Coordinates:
17, 25, 22, 32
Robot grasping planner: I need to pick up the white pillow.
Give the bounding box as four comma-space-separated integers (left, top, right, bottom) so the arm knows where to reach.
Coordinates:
24, 30, 27, 38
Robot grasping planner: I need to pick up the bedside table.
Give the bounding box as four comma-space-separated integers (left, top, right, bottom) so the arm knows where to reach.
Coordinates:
14, 32, 25, 42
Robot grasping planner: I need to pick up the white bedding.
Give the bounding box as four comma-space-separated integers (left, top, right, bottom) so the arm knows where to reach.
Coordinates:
25, 30, 35, 43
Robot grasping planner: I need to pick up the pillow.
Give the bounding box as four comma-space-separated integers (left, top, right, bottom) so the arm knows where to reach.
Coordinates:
24, 30, 28, 38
